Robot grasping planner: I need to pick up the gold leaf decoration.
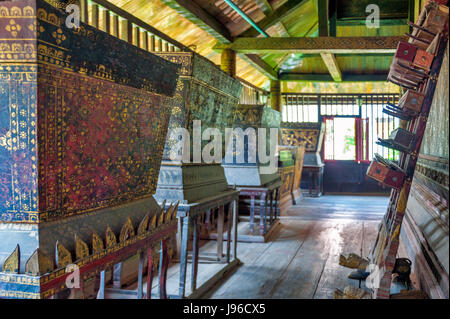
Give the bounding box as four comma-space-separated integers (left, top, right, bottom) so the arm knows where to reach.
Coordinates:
56, 241, 72, 268
92, 232, 104, 253
137, 213, 150, 235
2, 245, 20, 273
150, 213, 157, 230
119, 217, 135, 242
75, 234, 89, 260
25, 248, 54, 276
105, 225, 117, 248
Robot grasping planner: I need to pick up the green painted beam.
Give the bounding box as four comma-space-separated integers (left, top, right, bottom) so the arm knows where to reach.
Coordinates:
239, 0, 309, 37
214, 36, 405, 54
279, 73, 388, 82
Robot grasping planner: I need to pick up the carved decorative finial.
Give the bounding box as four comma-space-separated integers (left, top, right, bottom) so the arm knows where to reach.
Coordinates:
25, 248, 54, 276
119, 217, 135, 242
56, 241, 72, 268
92, 232, 104, 253
137, 213, 150, 235
159, 203, 170, 226
75, 234, 89, 260
105, 225, 117, 248
170, 201, 180, 221
2, 245, 20, 273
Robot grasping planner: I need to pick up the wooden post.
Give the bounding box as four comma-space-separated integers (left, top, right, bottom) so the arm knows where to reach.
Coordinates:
217, 205, 224, 261
99, 8, 110, 33
133, 25, 140, 47
80, 0, 88, 24
221, 48, 236, 77
111, 14, 119, 38
150, 35, 156, 51
142, 31, 149, 51
90, 3, 99, 28
270, 80, 281, 112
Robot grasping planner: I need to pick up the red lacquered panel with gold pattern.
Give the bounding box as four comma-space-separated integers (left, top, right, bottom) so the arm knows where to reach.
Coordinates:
367, 162, 406, 190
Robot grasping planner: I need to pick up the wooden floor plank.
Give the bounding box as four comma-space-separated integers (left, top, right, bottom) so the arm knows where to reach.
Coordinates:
106, 195, 388, 299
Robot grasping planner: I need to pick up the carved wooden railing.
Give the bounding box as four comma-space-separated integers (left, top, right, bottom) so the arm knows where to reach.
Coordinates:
238, 77, 269, 105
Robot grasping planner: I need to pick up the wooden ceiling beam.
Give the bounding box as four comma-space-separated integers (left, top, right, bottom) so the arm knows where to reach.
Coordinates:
238, 53, 278, 80
160, 0, 232, 43
318, 0, 341, 81
214, 36, 405, 54
279, 73, 388, 82
320, 53, 342, 82
238, 0, 309, 37
160, 0, 279, 80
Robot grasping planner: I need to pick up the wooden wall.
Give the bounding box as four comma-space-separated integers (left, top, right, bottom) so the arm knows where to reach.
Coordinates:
399, 43, 449, 299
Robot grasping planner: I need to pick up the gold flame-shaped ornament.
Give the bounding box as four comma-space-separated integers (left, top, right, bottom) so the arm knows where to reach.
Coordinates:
56, 241, 72, 268
159, 204, 170, 226
75, 234, 89, 260
119, 217, 135, 242
105, 225, 117, 248
92, 232, 104, 253
137, 213, 150, 235
25, 248, 54, 276
2, 245, 20, 273
169, 202, 179, 221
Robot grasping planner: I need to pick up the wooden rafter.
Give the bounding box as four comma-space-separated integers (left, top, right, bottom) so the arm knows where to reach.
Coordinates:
214, 36, 405, 54
160, 0, 232, 43
240, 53, 278, 80
320, 53, 342, 82
159, 0, 277, 80
238, 0, 309, 37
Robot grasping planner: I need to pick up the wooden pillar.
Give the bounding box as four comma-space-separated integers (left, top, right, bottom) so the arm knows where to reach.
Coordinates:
80, 0, 88, 24
270, 80, 281, 112
90, 3, 99, 28
220, 48, 236, 77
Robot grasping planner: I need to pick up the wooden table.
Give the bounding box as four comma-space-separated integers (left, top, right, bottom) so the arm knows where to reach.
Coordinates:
235, 179, 283, 242
302, 165, 324, 197
163, 189, 240, 299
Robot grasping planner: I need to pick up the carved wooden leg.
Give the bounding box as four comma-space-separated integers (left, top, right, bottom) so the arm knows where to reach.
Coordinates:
275, 188, 280, 219
191, 216, 200, 293
159, 239, 169, 299
217, 205, 224, 261
97, 270, 105, 299
146, 247, 153, 299
113, 263, 122, 288
137, 251, 144, 299
232, 199, 238, 260
205, 209, 211, 233
226, 203, 232, 263
269, 191, 274, 225
179, 216, 189, 298
250, 195, 255, 234
260, 192, 267, 235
